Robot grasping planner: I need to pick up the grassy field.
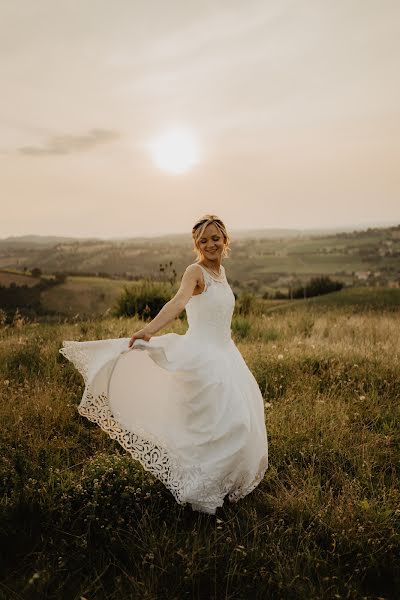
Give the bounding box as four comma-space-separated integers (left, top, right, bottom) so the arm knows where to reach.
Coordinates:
0, 289, 399, 599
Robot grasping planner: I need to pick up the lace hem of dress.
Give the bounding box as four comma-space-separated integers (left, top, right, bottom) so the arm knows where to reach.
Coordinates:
59, 342, 268, 514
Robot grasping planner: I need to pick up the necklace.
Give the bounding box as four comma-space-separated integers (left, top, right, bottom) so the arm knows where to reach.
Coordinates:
201, 263, 223, 278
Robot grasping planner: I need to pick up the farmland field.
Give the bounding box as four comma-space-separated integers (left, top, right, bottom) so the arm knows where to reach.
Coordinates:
1, 225, 399, 295
40, 276, 134, 318
1, 288, 399, 599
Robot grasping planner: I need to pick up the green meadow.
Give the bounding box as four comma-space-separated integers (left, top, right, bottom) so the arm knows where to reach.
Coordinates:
0, 289, 399, 599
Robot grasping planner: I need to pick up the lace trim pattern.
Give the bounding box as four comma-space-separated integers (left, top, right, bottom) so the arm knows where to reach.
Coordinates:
59, 343, 267, 514
78, 389, 200, 503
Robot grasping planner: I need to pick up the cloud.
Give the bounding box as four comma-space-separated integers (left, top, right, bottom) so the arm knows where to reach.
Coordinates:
18, 128, 119, 155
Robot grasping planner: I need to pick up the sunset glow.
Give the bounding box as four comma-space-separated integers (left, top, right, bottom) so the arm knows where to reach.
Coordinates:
0, 1, 399, 237
148, 128, 200, 175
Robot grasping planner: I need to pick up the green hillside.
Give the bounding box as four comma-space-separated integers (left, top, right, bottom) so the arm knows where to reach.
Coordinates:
0, 225, 399, 293
263, 287, 400, 316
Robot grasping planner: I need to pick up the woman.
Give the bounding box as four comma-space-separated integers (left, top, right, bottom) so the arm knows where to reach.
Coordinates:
60, 214, 268, 514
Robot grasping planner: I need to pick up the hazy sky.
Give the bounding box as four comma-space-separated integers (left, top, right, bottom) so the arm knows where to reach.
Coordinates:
1, 0, 399, 238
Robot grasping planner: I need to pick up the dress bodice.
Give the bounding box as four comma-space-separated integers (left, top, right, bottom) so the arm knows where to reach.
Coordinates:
184, 264, 236, 347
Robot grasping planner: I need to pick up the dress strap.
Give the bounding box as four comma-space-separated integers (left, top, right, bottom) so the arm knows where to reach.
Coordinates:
196, 264, 212, 292
196, 263, 225, 286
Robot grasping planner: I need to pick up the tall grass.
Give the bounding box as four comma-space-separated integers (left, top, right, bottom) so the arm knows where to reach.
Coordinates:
0, 299, 399, 599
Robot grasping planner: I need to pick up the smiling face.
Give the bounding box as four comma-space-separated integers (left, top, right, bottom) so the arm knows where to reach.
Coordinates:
197, 223, 225, 263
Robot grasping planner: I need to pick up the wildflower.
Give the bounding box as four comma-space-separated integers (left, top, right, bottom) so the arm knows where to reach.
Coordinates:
277, 354, 284, 360
359, 395, 366, 401
28, 572, 40, 585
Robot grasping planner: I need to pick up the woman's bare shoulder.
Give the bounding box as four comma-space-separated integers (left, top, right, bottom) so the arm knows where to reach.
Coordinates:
185, 263, 203, 273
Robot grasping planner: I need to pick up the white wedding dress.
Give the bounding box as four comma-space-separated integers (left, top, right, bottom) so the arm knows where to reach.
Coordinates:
59, 264, 268, 514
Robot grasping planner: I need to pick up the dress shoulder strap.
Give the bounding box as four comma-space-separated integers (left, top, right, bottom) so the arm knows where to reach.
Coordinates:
196, 263, 212, 288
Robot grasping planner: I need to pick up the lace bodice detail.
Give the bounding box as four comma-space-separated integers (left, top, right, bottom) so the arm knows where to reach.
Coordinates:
184, 264, 236, 346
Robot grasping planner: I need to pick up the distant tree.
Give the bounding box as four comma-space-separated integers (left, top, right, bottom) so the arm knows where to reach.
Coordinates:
31, 268, 42, 278
274, 290, 287, 300
292, 276, 343, 299
54, 272, 67, 283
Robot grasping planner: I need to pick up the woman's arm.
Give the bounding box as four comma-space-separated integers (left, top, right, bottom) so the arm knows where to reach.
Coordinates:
128, 264, 201, 347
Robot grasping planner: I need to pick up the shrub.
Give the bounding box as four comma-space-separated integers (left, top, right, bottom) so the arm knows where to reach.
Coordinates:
0, 283, 42, 318
54, 272, 67, 284
274, 290, 288, 299
113, 280, 174, 320
236, 292, 256, 316
293, 276, 343, 299
231, 315, 251, 340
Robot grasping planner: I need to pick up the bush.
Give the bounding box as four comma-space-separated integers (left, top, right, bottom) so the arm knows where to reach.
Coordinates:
113, 280, 175, 320
0, 283, 42, 316
274, 290, 288, 299
54, 272, 67, 284
236, 292, 256, 316
293, 276, 343, 299
231, 315, 252, 340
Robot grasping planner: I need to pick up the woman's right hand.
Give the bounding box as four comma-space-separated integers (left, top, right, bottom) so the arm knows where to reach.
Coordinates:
128, 327, 152, 349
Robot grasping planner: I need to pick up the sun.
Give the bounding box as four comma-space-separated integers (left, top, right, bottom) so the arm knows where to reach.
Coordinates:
148, 127, 200, 175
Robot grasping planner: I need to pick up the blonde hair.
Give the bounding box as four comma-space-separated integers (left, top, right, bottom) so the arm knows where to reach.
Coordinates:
192, 214, 231, 262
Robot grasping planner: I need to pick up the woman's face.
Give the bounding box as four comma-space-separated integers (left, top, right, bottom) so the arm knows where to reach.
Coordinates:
198, 223, 225, 261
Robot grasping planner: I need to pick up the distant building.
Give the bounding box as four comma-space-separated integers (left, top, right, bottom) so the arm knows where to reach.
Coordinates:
274, 275, 296, 286
355, 271, 371, 281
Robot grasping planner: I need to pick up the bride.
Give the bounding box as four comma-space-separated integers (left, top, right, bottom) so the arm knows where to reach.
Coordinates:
60, 214, 268, 514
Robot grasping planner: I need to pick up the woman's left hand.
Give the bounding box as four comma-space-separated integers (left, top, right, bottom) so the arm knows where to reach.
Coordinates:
128, 327, 152, 348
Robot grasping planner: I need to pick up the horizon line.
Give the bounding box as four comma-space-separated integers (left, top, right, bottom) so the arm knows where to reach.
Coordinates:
1, 220, 399, 242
